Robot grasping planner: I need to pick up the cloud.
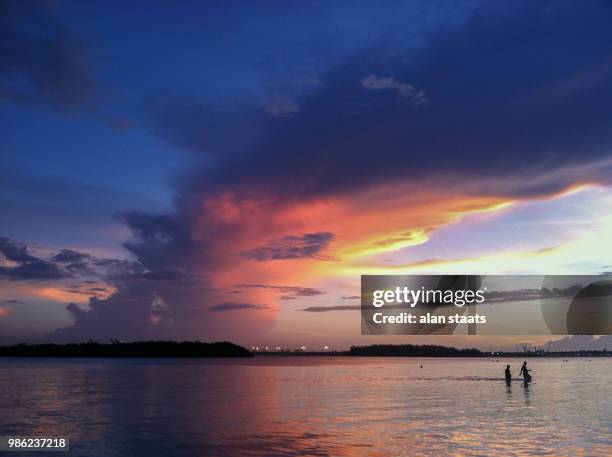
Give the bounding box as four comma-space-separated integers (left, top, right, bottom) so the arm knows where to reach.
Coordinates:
0, 237, 141, 282
0, 237, 68, 281
361, 74, 428, 106
0, 1, 95, 113
10, 0, 612, 346
208, 302, 268, 313
235, 284, 324, 300
0, 260, 68, 281
240, 232, 335, 261
0, 306, 8, 317
47, 227, 275, 342
51, 249, 91, 263
63, 261, 97, 276
167, 0, 612, 204
52, 269, 220, 342
121, 211, 197, 271
265, 95, 300, 118
301, 305, 360, 312
0, 237, 37, 263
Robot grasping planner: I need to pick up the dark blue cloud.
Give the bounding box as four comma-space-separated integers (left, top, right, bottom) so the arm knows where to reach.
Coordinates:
121, 211, 197, 271
0, 237, 68, 281
51, 249, 91, 263
0, 260, 67, 281
0, 236, 37, 262
208, 302, 268, 313
0, 237, 135, 282
164, 0, 612, 202
234, 284, 324, 299
301, 305, 360, 312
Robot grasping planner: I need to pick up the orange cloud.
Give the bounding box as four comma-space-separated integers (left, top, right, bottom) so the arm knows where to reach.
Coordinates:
36, 288, 90, 304
35, 283, 116, 304
192, 179, 611, 325
191, 181, 518, 311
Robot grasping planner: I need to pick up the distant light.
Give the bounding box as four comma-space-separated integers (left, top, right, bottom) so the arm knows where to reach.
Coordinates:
300, 346, 307, 351
265, 346, 269, 351
323, 345, 329, 350
275, 346, 281, 351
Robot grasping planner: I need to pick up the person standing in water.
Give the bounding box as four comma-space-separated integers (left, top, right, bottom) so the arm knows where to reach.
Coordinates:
505, 364, 512, 384
519, 361, 531, 382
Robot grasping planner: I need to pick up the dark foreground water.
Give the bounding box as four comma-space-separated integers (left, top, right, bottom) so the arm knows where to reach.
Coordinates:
1, 357, 610, 456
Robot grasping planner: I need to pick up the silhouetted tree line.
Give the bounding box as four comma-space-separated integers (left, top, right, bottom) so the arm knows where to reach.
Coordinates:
347, 344, 483, 357
0, 341, 252, 358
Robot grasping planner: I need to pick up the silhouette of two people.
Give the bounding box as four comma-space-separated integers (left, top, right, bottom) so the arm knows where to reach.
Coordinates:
505, 361, 532, 385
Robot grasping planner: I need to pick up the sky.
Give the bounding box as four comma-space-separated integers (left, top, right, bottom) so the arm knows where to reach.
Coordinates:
1, 0, 612, 350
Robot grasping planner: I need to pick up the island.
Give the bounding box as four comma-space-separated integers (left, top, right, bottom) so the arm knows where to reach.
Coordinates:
346, 344, 483, 357
0, 341, 253, 358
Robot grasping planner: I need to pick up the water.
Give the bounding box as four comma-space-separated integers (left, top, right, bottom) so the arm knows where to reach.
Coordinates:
1, 357, 610, 456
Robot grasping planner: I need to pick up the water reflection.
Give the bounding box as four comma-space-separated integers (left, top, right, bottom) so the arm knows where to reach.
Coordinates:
522, 382, 531, 404
0, 358, 610, 456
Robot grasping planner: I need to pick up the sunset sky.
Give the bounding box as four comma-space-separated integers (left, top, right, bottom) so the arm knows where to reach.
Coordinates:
1, 0, 612, 349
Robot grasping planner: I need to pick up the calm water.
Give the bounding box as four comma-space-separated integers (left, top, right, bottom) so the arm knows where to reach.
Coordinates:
1, 357, 611, 456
